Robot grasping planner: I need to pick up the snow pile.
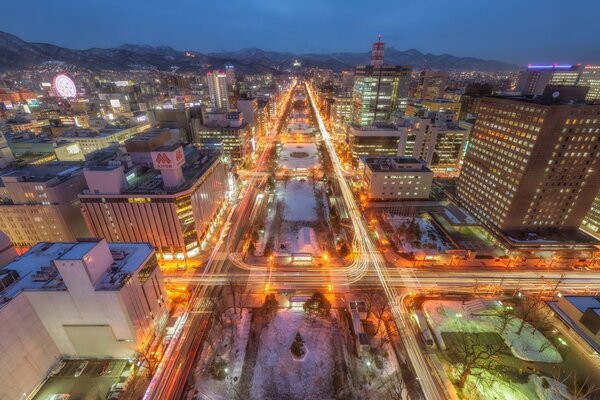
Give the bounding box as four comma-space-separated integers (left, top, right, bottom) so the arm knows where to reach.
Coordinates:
296, 227, 319, 254
529, 375, 575, 400
422, 300, 562, 363
250, 310, 335, 400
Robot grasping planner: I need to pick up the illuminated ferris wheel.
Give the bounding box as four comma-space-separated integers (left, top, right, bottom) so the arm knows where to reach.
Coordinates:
52, 74, 77, 98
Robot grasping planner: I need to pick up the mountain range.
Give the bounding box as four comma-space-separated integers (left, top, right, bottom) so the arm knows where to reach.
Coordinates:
0, 31, 517, 74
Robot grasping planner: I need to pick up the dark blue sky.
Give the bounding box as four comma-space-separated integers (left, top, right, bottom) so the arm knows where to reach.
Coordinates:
3, 0, 599, 64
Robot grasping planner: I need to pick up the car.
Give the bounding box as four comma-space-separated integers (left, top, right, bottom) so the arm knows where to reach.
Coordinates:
74, 361, 88, 377
47, 394, 70, 400
49, 361, 66, 377
110, 382, 128, 392
106, 392, 121, 400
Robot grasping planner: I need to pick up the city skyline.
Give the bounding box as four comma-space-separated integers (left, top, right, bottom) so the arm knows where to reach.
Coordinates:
2, 0, 599, 64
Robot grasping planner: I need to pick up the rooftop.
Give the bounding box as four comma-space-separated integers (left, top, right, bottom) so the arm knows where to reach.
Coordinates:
362, 156, 430, 172
563, 296, 600, 313
0, 163, 82, 185
0, 240, 154, 309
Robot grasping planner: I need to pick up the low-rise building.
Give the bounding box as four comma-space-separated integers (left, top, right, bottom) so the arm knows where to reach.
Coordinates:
0, 239, 167, 400
59, 123, 151, 154
361, 157, 433, 200
0, 164, 90, 250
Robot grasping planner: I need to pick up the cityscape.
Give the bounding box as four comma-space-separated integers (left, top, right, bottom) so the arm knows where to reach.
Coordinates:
1, 2, 600, 400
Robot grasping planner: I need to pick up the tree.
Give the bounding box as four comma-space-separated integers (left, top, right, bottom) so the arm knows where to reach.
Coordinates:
261, 293, 279, 322
339, 242, 350, 258
373, 295, 390, 337
247, 240, 256, 256
290, 331, 306, 358
552, 367, 600, 400
303, 291, 331, 318
496, 305, 516, 334
447, 332, 503, 389
383, 371, 406, 400
514, 294, 552, 335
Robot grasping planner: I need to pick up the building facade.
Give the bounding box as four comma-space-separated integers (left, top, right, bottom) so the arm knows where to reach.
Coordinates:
0, 239, 167, 400
0, 164, 90, 250
80, 146, 227, 260
361, 157, 432, 200
457, 92, 600, 235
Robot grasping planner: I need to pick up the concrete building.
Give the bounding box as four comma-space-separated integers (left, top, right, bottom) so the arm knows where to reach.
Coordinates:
361, 157, 432, 200
80, 146, 227, 260
0, 231, 17, 266
352, 36, 411, 125
207, 71, 230, 112
517, 64, 582, 96
59, 123, 151, 155
0, 164, 90, 250
192, 111, 252, 163
8, 134, 85, 162
0, 239, 167, 399
415, 70, 449, 100
0, 132, 15, 168
125, 128, 177, 167
555, 296, 600, 350
331, 92, 353, 133
457, 87, 600, 239
578, 65, 600, 101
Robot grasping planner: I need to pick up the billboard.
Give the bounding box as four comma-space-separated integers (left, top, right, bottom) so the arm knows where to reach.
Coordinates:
151, 147, 185, 170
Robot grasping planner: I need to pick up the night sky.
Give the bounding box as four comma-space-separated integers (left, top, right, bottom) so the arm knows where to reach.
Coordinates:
3, 0, 599, 64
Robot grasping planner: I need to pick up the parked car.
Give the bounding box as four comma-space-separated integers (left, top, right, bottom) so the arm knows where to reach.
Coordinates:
97, 360, 112, 376
106, 392, 120, 400
74, 361, 88, 377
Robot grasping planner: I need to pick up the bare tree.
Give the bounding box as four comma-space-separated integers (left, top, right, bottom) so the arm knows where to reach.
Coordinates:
552, 367, 600, 400
496, 305, 516, 334
373, 295, 390, 337
447, 332, 503, 388
383, 371, 406, 400
514, 295, 552, 335
359, 285, 382, 318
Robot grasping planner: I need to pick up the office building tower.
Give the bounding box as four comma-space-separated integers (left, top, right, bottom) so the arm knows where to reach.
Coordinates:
0, 239, 167, 399
457, 87, 600, 238
578, 65, 600, 101
225, 64, 236, 87
352, 38, 412, 126
80, 146, 227, 261
415, 70, 449, 100
0, 164, 90, 250
516, 64, 582, 96
207, 71, 231, 111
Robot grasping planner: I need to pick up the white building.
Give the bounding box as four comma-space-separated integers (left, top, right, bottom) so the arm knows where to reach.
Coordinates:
207, 71, 230, 112
361, 157, 433, 200
59, 123, 151, 155
0, 239, 167, 399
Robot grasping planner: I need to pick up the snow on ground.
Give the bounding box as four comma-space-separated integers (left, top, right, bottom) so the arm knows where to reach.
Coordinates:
384, 214, 448, 253
529, 375, 575, 400
279, 143, 319, 170
464, 369, 537, 400
278, 180, 317, 222
422, 300, 562, 363
250, 310, 335, 400
194, 309, 252, 400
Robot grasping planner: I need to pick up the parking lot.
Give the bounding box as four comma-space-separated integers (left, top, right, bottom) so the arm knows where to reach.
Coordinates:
33, 359, 130, 400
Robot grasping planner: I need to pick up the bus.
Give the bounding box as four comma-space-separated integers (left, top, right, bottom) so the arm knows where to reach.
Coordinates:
415, 310, 436, 348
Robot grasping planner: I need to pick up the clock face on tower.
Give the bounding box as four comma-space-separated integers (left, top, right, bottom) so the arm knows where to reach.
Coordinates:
53, 74, 77, 98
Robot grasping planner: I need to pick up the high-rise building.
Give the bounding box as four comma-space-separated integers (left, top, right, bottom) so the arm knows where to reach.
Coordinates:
0, 164, 90, 250
352, 37, 412, 126
207, 71, 230, 111
457, 87, 600, 238
0, 239, 167, 399
415, 70, 449, 100
225, 64, 236, 87
80, 146, 227, 260
516, 64, 582, 96
578, 65, 600, 101
348, 121, 424, 161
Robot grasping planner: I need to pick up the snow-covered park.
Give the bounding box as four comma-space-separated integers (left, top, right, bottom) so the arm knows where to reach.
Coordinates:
279, 143, 319, 170
278, 179, 318, 222
422, 300, 562, 363
250, 310, 336, 400
383, 213, 449, 253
